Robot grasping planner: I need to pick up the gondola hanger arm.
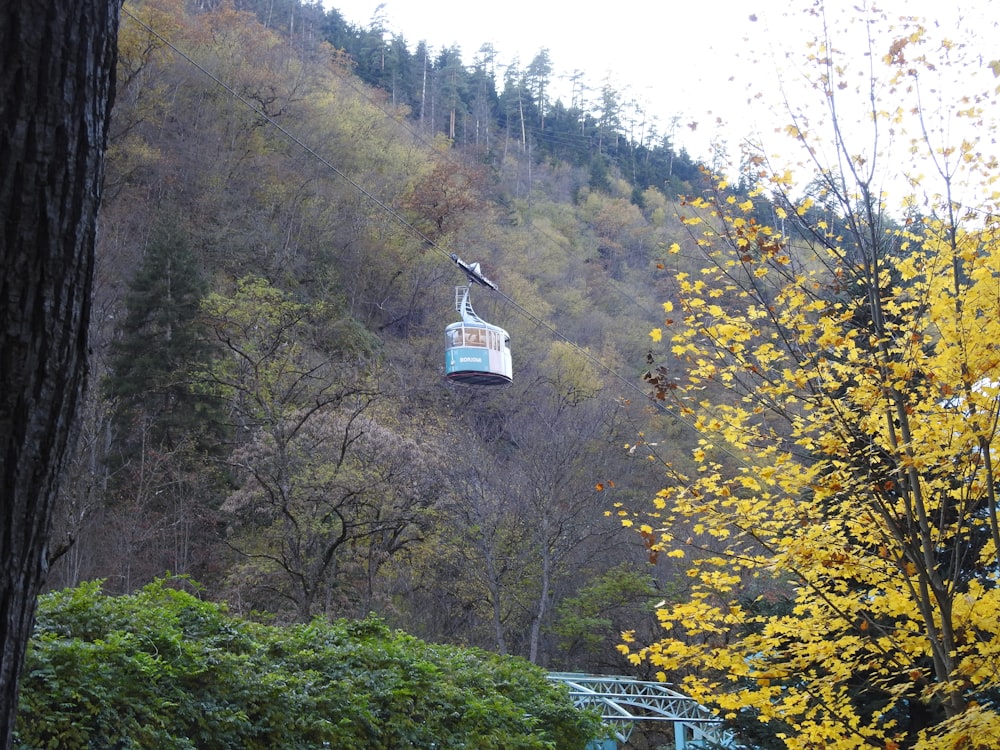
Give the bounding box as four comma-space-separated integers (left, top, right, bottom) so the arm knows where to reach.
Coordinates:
451, 253, 498, 291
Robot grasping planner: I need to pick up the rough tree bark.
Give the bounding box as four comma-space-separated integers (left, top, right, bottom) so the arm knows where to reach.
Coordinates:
0, 2, 119, 746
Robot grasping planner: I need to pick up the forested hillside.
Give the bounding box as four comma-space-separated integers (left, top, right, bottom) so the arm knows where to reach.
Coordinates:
47, 0, 705, 675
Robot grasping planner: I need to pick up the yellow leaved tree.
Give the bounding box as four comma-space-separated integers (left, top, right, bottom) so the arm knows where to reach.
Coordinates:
620, 5, 1000, 749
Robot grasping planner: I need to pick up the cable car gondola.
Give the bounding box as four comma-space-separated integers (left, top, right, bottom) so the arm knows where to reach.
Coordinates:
444, 256, 512, 386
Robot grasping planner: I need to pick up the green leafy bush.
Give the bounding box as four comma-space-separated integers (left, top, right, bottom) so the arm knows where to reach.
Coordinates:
15, 579, 601, 749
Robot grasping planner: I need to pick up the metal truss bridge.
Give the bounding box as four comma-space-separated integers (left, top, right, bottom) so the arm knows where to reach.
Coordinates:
547, 672, 739, 749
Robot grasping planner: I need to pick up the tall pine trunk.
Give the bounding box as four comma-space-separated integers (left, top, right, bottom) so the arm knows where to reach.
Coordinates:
0, 2, 118, 746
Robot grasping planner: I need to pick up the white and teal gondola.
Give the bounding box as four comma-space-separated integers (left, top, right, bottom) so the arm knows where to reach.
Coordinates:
444, 285, 512, 386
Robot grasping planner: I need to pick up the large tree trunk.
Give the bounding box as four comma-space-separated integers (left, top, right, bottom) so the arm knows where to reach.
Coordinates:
0, 2, 118, 747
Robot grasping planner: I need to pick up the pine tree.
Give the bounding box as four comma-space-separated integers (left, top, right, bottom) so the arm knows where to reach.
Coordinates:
104, 223, 221, 458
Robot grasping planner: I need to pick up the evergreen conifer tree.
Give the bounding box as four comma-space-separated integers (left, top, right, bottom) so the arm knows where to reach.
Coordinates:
105, 223, 222, 459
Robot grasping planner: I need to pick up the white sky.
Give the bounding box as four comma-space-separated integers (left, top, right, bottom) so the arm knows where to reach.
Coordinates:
325, 1, 998, 169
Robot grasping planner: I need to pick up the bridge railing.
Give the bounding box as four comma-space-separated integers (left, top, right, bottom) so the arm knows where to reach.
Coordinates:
547, 672, 739, 749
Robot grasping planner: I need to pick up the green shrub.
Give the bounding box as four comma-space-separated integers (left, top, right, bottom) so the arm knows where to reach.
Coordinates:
15, 579, 601, 749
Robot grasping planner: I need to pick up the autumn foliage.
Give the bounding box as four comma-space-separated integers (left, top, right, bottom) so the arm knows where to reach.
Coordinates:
620, 9, 1000, 749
